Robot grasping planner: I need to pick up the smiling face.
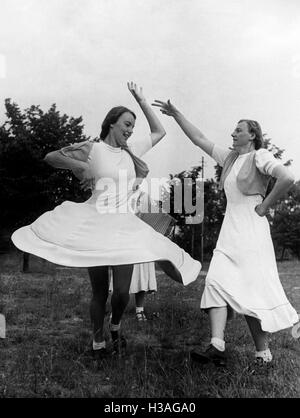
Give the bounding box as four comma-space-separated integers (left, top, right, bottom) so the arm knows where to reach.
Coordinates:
231, 121, 255, 153
110, 112, 135, 145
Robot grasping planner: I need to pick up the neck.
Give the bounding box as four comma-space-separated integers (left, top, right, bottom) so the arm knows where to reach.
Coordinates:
103, 134, 119, 148
103, 133, 127, 148
237, 144, 255, 155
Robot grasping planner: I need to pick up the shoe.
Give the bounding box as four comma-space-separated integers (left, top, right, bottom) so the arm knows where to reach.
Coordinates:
136, 311, 147, 322
190, 344, 227, 367
111, 331, 127, 357
254, 357, 272, 366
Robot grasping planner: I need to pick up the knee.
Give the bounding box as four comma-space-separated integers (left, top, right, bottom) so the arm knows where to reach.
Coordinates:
91, 288, 109, 303
112, 289, 130, 304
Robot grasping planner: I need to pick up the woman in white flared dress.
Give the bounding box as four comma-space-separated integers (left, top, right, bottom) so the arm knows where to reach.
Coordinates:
12, 84, 201, 360
153, 99, 298, 366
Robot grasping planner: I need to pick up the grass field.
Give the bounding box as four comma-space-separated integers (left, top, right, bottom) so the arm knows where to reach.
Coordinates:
0, 251, 299, 398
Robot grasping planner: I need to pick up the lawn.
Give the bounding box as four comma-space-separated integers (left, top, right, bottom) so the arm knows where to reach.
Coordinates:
0, 251, 299, 398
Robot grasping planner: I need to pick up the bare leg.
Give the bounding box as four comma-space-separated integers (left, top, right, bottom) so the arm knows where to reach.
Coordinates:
191, 306, 228, 366
88, 266, 109, 343
244, 315, 269, 351
209, 306, 228, 340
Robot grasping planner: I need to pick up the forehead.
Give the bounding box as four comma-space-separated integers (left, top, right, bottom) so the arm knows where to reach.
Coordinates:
117, 112, 135, 125
236, 121, 249, 131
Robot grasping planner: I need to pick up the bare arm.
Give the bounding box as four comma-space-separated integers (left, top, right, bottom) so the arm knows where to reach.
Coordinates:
128, 82, 166, 146
152, 99, 215, 156
44, 150, 95, 191
44, 151, 88, 174
255, 165, 295, 216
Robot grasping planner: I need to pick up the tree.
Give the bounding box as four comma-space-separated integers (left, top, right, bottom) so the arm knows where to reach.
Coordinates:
160, 166, 203, 258
0, 99, 91, 265
271, 181, 300, 260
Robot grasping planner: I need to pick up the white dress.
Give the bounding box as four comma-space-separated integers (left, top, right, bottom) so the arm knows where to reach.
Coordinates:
11, 137, 201, 286
200, 145, 298, 332
109, 262, 157, 294
129, 262, 157, 294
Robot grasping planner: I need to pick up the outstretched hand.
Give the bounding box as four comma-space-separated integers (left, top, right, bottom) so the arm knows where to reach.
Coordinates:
151, 99, 179, 117
127, 81, 146, 103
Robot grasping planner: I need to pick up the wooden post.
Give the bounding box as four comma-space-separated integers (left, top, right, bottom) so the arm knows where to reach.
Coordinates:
201, 156, 204, 264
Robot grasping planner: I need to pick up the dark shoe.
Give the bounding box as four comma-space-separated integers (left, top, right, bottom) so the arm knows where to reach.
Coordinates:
190, 344, 227, 367
111, 331, 127, 357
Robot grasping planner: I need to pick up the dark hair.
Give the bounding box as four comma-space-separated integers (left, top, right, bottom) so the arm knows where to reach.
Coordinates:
238, 119, 263, 150
99, 106, 136, 140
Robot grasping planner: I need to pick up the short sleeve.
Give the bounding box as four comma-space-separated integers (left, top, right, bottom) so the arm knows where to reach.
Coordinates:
211, 144, 231, 167
127, 135, 152, 157
255, 148, 282, 176
59, 140, 93, 162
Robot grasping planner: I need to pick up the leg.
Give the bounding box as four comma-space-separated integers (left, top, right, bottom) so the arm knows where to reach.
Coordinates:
210, 306, 228, 341
244, 315, 272, 363
88, 266, 109, 343
111, 264, 134, 325
191, 306, 228, 367
135, 291, 147, 321
110, 264, 134, 355
135, 291, 146, 308
244, 315, 269, 351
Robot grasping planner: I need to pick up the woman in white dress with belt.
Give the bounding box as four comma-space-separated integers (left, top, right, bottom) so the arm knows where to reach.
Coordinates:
11, 84, 201, 361
153, 99, 298, 366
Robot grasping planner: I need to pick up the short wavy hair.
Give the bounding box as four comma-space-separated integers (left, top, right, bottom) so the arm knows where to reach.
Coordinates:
238, 119, 264, 150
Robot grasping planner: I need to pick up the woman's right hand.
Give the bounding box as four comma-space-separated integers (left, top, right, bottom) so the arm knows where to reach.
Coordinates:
76, 166, 95, 191
151, 99, 180, 117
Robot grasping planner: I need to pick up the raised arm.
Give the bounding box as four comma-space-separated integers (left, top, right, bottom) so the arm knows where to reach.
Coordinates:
127, 82, 166, 146
152, 99, 215, 156
255, 165, 295, 216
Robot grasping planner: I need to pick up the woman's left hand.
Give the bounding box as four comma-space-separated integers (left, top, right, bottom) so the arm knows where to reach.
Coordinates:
127, 81, 146, 103
255, 204, 268, 217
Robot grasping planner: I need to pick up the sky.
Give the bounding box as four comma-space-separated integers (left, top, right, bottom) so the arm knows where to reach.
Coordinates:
0, 0, 299, 185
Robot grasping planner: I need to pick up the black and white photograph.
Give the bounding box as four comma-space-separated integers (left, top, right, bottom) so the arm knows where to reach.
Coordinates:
0, 0, 299, 402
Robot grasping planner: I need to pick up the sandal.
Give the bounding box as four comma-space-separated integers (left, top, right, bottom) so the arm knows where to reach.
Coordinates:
136, 311, 147, 322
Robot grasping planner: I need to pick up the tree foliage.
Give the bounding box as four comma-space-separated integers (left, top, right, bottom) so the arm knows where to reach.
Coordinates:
270, 181, 300, 260
0, 99, 90, 235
